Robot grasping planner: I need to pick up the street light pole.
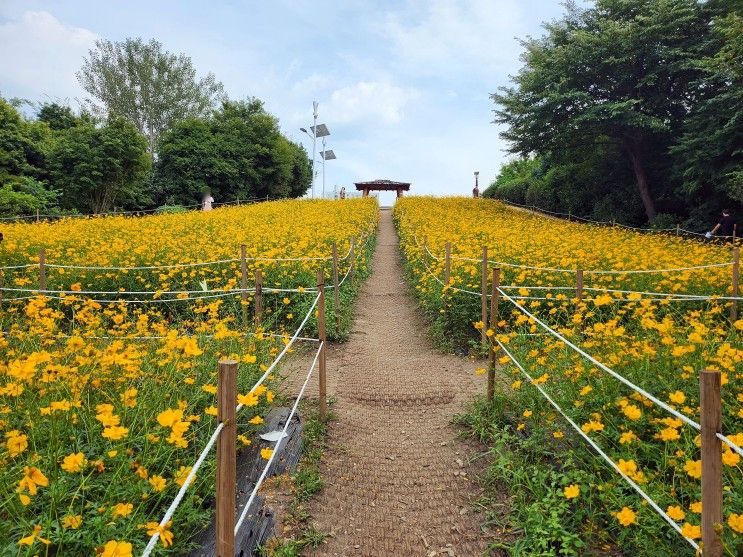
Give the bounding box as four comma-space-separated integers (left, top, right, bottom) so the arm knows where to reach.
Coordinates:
322, 136, 327, 199
311, 101, 318, 199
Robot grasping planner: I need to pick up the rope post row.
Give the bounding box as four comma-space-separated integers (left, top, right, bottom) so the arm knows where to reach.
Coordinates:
700, 369, 723, 557
332, 242, 340, 335
487, 267, 500, 402
576, 268, 584, 303
317, 269, 327, 419
240, 245, 249, 327
349, 237, 356, 284
731, 247, 739, 322
39, 248, 47, 292
216, 359, 238, 557
255, 269, 263, 328
481, 246, 488, 349
444, 242, 451, 285
423, 235, 428, 265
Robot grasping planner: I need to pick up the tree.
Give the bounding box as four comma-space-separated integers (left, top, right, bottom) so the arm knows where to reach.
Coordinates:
37, 103, 81, 131
0, 98, 48, 182
77, 37, 225, 154
154, 99, 311, 205
48, 117, 151, 213
493, 0, 715, 222
672, 13, 743, 211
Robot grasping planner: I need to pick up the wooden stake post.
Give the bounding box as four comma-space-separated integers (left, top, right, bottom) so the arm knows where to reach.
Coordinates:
576, 269, 584, 302
700, 369, 723, 557
332, 242, 340, 334
39, 248, 46, 292
444, 242, 451, 285
254, 269, 263, 327
488, 268, 500, 401
240, 245, 249, 326
481, 246, 488, 348
731, 247, 739, 322
317, 269, 327, 419
216, 360, 237, 557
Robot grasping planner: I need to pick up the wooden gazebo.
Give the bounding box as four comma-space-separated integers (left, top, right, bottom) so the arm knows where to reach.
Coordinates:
354, 179, 411, 198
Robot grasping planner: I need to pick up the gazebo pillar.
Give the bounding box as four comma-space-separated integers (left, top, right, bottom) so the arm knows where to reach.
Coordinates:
363, 188, 369, 197
396, 188, 403, 198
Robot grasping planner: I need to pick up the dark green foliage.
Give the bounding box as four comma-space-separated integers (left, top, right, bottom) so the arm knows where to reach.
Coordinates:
154, 99, 311, 205
47, 116, 152, 214
493, 0, 743, 227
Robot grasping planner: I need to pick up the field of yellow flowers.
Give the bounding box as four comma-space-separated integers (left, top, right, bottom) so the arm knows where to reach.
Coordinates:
394, 197, 742, 555
0, 198, 378, 556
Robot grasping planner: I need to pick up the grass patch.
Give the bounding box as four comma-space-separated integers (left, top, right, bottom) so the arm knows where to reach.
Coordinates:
259, 399, 334, 556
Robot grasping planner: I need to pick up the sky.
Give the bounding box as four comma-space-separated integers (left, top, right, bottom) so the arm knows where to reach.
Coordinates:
0, 0, 572, 206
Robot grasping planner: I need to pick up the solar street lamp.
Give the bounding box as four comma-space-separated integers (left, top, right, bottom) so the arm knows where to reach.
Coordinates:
320, 138, 336, 199
299, 101, 330, 199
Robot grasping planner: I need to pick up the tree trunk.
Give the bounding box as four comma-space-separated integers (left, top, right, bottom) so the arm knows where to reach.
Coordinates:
622, 137, 656, 222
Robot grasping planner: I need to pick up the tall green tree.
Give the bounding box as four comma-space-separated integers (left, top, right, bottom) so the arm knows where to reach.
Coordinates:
493, 0, 716, 221
48, 117, 151, 213
154, 99, 311, 205
77, 38, 225, 154
672, 13, 743, 211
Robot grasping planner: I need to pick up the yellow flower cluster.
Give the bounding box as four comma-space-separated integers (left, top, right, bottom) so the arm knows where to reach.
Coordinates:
0, 198, 379, 554
394, 197, 742, 548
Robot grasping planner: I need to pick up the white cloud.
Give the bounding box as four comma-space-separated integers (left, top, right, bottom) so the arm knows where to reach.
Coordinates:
324, 80, 420, 125
381, 0, 525, 77
0, 11, 97, 101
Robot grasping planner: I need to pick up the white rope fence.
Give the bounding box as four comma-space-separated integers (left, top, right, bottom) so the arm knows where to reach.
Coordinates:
495, 338, 700, 550
497, 288, 743, 458
141, 293, 321, 554
0, 233, 362, 272
233, 341, 323, 536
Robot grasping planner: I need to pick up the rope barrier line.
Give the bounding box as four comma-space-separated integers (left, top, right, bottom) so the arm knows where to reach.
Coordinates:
494, 339, 700, 551
498, 288, 743, 458
447, 254, 731, 275
140, 297, 321, 555
412, 256, 742, 456
233, 341, 322, 536
417, 260, 738, 303
0, 233, 369, 272
235, 292, 321, 415
0, 329, 320, 343
140, 421, 225, 557
498, 199, 738, 239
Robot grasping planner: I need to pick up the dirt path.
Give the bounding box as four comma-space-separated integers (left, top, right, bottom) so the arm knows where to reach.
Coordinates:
292, 209, 489, 556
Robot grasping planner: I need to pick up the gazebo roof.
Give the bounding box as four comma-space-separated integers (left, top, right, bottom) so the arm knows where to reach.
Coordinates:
354, 179, 411, 191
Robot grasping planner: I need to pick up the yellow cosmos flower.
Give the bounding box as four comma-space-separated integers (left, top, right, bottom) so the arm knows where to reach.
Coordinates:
666, 506, 685, 521
683, 460, 702, 479
62, 514, 83, 529
18, 525, 51, 546
728, 513, 743, 534
61, 452, 86, 473
563, 484, 580, 499
668, 390, 686, 404
261, 448, 274, 460
100, 540, 133, 557
146, 521, 174, 548
680, 523, 701, 540
614, 507, 637, 527
111, 503, 133, 517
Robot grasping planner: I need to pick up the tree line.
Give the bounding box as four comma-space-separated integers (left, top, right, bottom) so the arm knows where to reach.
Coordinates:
487, 0, 741, 230
0, 38, 311, 217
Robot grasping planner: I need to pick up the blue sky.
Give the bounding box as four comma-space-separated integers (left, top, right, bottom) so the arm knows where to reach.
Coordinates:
0, 0, 572, 206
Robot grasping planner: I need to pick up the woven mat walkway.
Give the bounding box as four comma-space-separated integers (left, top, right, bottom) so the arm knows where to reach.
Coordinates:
287, 209, 489, 556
